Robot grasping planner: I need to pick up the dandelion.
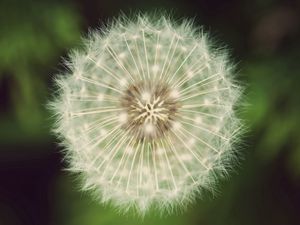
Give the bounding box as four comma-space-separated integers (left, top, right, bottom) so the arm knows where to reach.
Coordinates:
50, 14, 242, 215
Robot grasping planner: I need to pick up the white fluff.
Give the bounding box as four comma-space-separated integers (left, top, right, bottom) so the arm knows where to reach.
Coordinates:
50, 14, 243, 216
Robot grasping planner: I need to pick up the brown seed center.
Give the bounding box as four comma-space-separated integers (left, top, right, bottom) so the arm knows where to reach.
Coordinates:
120, 81, 181, 141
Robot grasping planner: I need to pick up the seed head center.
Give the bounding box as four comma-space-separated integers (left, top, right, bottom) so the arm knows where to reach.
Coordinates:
136, 96, 168, 125
120, 82, 181, 141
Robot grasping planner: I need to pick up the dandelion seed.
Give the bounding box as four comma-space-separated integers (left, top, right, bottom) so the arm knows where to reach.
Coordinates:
50, 14, 243, 215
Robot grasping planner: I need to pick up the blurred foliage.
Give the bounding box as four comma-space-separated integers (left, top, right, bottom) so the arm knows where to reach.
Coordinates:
0, 0, 300, 225
0, 0, 81, 143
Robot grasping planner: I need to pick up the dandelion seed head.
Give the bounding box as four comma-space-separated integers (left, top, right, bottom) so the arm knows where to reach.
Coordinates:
50, 14, 243, 215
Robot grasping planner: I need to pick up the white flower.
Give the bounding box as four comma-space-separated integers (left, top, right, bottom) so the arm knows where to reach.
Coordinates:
50, 15, 242, 215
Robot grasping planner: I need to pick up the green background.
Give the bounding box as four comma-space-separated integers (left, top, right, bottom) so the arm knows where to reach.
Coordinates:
0, 0, 299, 224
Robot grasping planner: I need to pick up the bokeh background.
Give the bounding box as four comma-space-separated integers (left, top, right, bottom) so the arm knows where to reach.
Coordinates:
0, 0, 300, 224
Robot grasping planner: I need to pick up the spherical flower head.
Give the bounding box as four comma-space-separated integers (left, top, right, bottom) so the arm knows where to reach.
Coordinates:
50, 14, 243, 215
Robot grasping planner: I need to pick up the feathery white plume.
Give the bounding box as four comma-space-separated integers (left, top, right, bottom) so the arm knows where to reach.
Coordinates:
50, 14, 242, 215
